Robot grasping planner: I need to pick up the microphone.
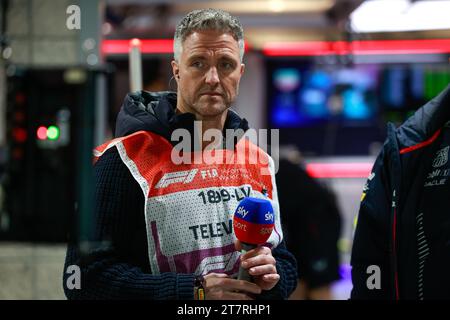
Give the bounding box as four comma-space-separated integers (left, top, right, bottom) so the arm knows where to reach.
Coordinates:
233, 196, 275, 281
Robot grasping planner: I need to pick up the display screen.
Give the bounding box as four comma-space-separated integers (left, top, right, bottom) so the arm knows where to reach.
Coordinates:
266, 60, 450, 155
268, 62, 450, 128
268, 63, 380, 127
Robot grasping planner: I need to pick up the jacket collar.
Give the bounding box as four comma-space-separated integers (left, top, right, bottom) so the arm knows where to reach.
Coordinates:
115, 90, 249, 147
396, 84, 450, 149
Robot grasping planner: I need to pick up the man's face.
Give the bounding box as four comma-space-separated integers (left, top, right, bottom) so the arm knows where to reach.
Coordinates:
172, 29, 245, 119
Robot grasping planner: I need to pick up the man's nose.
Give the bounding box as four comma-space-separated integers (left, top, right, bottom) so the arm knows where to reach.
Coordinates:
205, 67, 219, 85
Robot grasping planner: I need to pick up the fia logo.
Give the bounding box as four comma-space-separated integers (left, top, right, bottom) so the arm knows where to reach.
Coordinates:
432, 146, 449, 168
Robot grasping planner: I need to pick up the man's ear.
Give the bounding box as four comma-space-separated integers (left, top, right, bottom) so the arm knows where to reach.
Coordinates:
171, 60, 180, 81
240, 63, 245, 76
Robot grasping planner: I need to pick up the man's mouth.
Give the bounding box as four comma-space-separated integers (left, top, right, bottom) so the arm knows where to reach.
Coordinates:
201, 92, 222, 96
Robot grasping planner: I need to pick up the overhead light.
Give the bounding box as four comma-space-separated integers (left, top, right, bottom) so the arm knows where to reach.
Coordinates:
350, 0, 450, 32
268, 0, 286, 13
175, 0, 334, 15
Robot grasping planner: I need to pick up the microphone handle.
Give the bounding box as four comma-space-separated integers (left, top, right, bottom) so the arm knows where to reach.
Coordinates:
238, 242, 257, 282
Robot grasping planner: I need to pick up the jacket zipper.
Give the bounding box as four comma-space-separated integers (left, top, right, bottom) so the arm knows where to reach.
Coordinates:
392, 190, 399, 300
388, 122, 400, 300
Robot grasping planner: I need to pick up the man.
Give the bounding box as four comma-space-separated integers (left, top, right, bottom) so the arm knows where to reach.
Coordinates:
351, 84, 450, 299
276, 147, 341, 300
63, 8, 297, 300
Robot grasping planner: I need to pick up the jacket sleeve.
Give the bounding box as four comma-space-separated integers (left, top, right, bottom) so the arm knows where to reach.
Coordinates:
63, 148, 195, 300
350, 147, 394, 299
257, 240, 298, 300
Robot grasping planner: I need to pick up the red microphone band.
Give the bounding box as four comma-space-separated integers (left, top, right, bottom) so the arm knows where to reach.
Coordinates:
233, 216, 274, 245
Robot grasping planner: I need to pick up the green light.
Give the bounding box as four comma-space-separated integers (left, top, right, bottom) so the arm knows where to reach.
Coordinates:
47, 125, 60, 140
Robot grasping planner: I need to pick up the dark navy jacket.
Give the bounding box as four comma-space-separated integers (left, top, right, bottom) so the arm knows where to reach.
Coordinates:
63, 91, 298, 300
351, 85, 450, 299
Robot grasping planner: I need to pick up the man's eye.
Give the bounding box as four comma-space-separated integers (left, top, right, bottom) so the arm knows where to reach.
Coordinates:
221, 62, 234, 70
192, 61, 204, 68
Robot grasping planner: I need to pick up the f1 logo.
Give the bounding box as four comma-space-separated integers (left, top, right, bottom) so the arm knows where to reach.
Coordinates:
155, 169, 198, 189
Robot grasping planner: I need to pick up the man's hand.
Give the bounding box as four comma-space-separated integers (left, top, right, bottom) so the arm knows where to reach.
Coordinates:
203, 273, 262, 300
235, 240, 280, 291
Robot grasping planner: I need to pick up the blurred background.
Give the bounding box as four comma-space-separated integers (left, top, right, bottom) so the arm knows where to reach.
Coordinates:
0, 0, 449, 299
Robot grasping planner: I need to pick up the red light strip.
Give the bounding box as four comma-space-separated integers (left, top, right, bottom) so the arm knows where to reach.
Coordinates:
305, 162, 373, 178
102, 39, 174, 54
262, 39, 450, 56
102, 38, 450, 56
102, 39, 252, 55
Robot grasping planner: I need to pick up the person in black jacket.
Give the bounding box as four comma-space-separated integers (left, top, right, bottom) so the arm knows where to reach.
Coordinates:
351, 84, 450, 299
63, 8, 297, 300
276, 147, 341, 299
